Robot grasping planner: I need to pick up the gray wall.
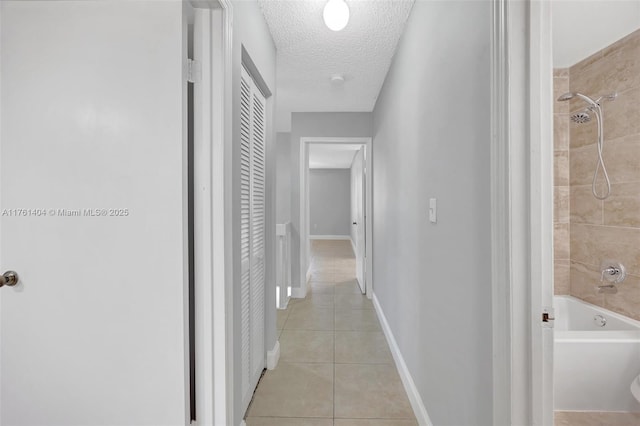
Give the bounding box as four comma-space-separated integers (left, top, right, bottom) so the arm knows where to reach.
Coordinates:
371, 1, 492, 425
230, 1, 277, 423
275, 132, 291, 224
309, 169, 351, 236
290, 112, 373, 289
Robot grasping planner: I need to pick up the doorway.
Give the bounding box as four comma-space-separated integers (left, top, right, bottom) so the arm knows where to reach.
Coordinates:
299, 137, 373, 299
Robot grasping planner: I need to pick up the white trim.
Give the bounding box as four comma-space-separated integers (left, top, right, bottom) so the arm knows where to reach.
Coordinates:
489, 0, 511, 424
528, 1, 554, 425
192, 6, 214, 425
206, 1, 234, 426
372, 294, 432, 426
491, 1, 554, 424
350, 237, 356, 257
291, 287, 307, 299
309, 234, 351, 240
266, 340, 280, 370
300, 137, 373, 300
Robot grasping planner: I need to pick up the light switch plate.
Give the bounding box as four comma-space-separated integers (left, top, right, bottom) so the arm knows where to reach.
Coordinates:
429, 198, 437, 223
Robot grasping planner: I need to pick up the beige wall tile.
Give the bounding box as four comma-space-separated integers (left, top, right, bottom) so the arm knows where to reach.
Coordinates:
570, 49, 604, 77
554, 76, 571, 113
603, 273, 640, 322
554, 114, 570, 150
602, 134, 640, 184
570, 143, 596, 185
554, 223, 570, 260
603, 41, 640, 94
554, 259, 570, 295
570, 185, 602, 225
570, 110, 598, 149
553, 68, 569, 78
554, 150, 570, 186
604, 182, 640, 228
569, 261, 605, 307
570, 223, 640, 275
603, 87, 640, 141
554, 186, 570, 223
567, 28, 640, 321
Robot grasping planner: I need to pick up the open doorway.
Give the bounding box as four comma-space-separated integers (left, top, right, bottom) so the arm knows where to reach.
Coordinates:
550, 2, 640, 424
299, 137, 373, 298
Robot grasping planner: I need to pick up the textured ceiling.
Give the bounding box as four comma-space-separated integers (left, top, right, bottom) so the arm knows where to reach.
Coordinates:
258, 0, 415, 131
309, 144, 362, 168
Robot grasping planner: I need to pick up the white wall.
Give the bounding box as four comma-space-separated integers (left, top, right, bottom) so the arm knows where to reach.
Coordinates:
276, 132, 291, 224
230, 1, 277, 423
552, 0, 640, 67
289, 112, 372, 289
372, 1, 492, 425
309, 169, 351, 237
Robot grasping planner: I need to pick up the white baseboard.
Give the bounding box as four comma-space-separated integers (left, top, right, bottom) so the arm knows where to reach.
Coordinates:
266, 340, 280, 370
239, 421, 246, 426
372, 293, 433, 426
309, 234, 351, 240
291, 287, 307, 299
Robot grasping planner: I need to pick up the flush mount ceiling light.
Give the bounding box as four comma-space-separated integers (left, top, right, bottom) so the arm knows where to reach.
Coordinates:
330, 73, 345, 85
323, 0, 350, 31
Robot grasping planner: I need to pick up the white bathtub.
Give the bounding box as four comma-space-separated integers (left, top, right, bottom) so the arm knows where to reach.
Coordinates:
554, 295, 640, 412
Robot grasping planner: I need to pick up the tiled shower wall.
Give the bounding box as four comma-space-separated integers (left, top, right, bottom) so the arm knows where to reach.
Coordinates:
553, 28, 640, 321
554, 69, 570, 295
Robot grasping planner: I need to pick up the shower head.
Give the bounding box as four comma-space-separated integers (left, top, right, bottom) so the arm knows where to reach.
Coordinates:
558, 91, 618, 106
571, 111, 591, 124
557, 92, 576, 102
557, 91, 598, 107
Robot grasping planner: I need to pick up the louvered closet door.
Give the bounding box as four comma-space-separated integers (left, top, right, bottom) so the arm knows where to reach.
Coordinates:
239, 66, 267, 411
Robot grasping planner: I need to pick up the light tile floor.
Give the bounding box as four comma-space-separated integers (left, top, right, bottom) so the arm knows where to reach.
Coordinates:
555, 411, 640, 426
247, 240, 417, 425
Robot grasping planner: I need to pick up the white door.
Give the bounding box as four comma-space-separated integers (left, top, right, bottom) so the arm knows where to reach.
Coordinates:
239, 66, 266, 413
352, 147, 366, 293
0, 2, 189, 424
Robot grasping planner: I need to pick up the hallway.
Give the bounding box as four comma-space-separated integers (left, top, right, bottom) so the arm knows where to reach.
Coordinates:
246, 240, 417, 425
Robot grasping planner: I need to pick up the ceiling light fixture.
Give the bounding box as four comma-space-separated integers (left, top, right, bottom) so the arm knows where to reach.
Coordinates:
323, 0, 350, 32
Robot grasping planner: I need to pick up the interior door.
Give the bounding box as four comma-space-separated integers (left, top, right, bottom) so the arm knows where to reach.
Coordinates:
239, 66, 266, 414
0, 2, 189, 424
352, 147, 366, 293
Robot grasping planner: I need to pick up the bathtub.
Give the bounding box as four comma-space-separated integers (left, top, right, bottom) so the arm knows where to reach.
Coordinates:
554, 295, 640, 412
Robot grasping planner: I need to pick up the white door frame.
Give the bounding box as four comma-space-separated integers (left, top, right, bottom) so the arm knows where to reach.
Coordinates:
491, 0, 553, 424
189, 0, 235, 425
299, 137, 373, 299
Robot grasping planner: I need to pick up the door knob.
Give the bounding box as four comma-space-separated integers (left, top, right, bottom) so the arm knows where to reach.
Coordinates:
0, 271, 19, 288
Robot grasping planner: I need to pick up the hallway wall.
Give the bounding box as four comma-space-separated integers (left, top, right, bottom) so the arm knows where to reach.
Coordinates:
276, 132, 292, 224
230, 1, 277, 423
289, 112, 373, 290
371, 1, 492, 425
309, 168, 351, 237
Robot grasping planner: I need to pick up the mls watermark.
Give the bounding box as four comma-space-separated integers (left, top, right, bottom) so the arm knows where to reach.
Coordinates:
1, 208, 130, 217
